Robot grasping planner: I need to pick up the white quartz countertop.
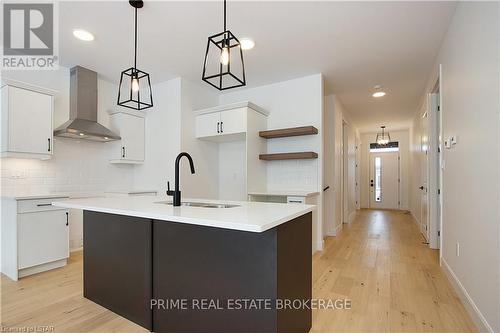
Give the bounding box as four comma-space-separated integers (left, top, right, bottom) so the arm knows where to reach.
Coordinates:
247, 191, 319, 197
51, 196, 314, 233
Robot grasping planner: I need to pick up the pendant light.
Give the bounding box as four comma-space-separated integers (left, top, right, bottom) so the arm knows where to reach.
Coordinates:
376, 126, 391, 145
202, 0, 246, 90
117, 0, 153, 110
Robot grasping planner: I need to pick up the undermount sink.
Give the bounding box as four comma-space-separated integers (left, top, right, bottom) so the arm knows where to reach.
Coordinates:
155, 201, 240, 208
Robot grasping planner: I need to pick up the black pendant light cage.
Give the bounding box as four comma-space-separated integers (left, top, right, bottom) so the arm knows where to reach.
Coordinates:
118, 0, 153, 110
202, 0, 246, 90
375, 126, 391, 145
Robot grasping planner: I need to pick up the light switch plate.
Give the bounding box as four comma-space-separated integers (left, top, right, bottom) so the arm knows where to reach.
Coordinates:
444, 138, 451, 149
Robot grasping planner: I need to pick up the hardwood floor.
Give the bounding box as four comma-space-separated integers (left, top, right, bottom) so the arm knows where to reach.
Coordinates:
311, 209, 477, 333
1, 209, 476, 332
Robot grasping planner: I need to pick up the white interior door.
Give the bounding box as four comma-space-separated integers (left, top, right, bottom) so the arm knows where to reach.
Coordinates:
369, 152, 400, 209
420, 111, 430, 240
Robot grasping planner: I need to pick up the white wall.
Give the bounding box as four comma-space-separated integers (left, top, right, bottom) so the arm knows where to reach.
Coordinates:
179, 78, 220, 199
414, 3, 499, 332
360, 129, 410, 210
218, 140, 246, 200
133, 78, 182, 195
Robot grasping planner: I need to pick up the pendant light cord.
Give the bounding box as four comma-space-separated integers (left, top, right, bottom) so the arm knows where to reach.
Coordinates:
223, 0, 226, 32
134, 6, 138, 71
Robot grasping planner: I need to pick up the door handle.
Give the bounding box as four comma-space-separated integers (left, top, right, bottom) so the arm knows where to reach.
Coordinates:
122, 147, 125, 158
419, 186, 424, 190
220, 121, 223, 133
323, 186, 330, 192
65, 212, 69, 226
47, 138, 51, 152
217, 122, 220, 133
370, 180, 374, 187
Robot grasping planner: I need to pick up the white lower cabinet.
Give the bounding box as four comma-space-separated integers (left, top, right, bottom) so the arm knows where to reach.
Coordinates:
1, 196, 69, 281
18, 210, 69, 269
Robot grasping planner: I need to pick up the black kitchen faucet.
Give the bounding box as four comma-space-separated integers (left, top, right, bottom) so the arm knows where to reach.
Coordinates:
167, 152, 195, 206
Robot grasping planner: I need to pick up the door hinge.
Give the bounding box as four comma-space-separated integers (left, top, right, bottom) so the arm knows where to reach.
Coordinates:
438, 231, 441, 237
437, 105, 440, 111
438, 189, 441, 195
398, 179, 400, 183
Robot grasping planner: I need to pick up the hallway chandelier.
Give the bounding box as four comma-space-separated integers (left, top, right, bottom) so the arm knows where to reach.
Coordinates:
376, 126, 391, 145
117, 0, 153, 110
202, 0, 246, 90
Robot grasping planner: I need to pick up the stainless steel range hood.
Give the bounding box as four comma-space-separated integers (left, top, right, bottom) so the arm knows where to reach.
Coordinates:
54, 66, 121, 142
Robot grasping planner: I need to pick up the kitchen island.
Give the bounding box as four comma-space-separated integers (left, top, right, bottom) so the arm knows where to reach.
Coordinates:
52, 196, 314, 333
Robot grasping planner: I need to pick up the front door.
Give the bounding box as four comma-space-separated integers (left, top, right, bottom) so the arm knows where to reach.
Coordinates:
369, 152, 400, 209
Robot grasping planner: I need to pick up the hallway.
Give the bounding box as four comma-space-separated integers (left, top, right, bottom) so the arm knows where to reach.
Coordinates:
311, 209, 477, 332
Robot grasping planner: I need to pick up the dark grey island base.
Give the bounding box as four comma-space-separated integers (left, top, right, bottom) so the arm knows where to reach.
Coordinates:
83, 211, 312, 333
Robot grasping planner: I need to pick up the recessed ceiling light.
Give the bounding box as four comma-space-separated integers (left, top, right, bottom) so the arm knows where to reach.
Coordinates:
372, 91, 386, 98
372, 84, 386, 98
240, 38, 255, 50
73, 29, 94, 42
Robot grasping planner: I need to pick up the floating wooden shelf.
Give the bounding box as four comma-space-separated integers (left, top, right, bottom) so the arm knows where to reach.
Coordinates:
259, 152, 318, 161
259, 126, 318, 139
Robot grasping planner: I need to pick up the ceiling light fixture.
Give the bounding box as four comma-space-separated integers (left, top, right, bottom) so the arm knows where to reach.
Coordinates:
376, 126, 391, 145
73, 29, 94, 41
117, 0, 153, 110
202, 0, 246, 90
372, 84, 386, 98
240, 38, 255, 50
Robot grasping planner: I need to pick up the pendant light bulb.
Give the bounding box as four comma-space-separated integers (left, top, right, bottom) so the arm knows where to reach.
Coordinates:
131, 77, 140, 92
220, 46, 230, 65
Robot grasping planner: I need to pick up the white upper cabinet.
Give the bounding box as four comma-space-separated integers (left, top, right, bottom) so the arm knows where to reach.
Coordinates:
108, 109, 145, 164
219, 108, 247, 136
1, 82, 55, 159
195, 101, 268, 141
195, 112, 221, 138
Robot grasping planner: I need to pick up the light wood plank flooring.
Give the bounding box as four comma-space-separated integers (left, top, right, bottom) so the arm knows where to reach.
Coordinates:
1, 209, 476, 332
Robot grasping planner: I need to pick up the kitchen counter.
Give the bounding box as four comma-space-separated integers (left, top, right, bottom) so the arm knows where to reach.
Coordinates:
247, 190, 319, 197
52, 195, 313, 333
52, 195, 314, 232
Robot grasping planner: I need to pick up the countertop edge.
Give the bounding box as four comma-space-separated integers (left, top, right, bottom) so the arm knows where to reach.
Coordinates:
51, 201, 314, 233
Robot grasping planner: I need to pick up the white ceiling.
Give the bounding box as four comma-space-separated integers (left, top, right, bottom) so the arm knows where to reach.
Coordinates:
59, 1, 456, 132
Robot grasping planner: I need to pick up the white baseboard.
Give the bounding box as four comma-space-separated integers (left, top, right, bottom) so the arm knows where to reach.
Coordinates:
441, 258, 494, 333
348, 211, 357, 224
314, 240, 325, 253
70, 246, 83, 253
18, 259, 67, 279
334, 222, 343, 235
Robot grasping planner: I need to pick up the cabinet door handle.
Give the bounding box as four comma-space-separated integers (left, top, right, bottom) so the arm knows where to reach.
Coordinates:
65, 212, 69, 226
48, 138, 51, 152
122, 147, 125, 158
36, 203, 52, 207
217, 122, 220, 133
220, 121, 223, 133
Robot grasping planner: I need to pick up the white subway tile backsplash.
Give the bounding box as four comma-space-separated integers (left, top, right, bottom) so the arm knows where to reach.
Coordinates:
0, 137, 135, 197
